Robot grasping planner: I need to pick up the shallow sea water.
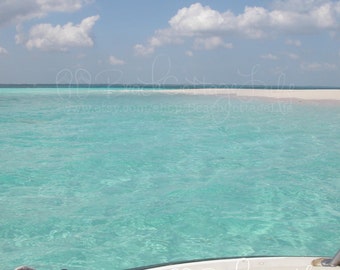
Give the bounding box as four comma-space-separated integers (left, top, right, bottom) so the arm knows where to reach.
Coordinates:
0, 88, 339, 270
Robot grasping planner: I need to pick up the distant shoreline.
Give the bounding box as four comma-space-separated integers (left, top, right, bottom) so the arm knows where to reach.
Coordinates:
156, 88, 340, 101
107, 88, 340, 101
1, 85, 340, 101
0, 84, 339, 90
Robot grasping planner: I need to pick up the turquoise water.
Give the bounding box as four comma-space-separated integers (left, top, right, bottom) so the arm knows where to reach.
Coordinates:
0, 88, 339, 270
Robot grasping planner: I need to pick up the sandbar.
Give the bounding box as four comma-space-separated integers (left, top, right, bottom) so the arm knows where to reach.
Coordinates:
155, 88, 340, 101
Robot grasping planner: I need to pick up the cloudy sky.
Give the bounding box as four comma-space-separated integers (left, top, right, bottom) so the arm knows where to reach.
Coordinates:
0, 0, 340, 86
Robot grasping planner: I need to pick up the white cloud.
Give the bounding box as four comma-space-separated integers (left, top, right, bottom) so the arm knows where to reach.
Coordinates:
134, 44, 155, 56
134, 28, 182, 56
194, 36, 233, 50
169, 3, 225, 33
236, 6, 270, 38
109, 55, 125, 65
0, 0, 90, 27
186, 50, 193, 57
272, 0, 329, 12
22, 15, 99, 51
0, 46, 8, 54
286, 52, 299, 60
286, 39, 301, 46
261, 53, 278, 60
300, 62, 337, 71
36, 0, 91, 13
135, 1, 340, 55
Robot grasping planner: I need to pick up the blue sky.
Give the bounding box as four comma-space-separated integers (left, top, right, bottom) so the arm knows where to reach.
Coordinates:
0, 0, 340, 86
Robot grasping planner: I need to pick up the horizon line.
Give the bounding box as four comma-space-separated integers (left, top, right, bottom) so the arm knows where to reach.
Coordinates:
0, 83, 339, 90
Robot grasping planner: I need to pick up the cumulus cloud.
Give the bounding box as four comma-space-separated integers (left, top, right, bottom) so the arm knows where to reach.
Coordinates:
193, 36, 233, 50
36, 0, 90, 13
135, 1, 340, 55
0, 46, 8, 54
0, 0, 90, 27
169, 3, 226, 33
134, 44, 156, 56
109, 55, 125, 65
21, 15, 99, 51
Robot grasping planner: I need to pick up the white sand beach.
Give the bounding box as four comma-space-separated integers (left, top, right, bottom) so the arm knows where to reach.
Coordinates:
115, 88, 340, 101
222, 89, 340, 101
102, 88, 340, 104
156, 88, 340, 101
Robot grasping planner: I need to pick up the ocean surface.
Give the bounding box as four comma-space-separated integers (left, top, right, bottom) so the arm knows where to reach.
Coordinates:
0, 87, 339, 270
